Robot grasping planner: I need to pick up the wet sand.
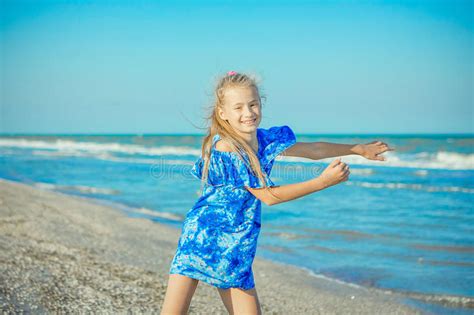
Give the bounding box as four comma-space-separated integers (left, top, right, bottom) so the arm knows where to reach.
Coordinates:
0, 178, 422, 314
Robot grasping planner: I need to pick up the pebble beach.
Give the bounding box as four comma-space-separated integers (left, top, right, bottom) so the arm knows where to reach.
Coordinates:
0, 178, 423, 314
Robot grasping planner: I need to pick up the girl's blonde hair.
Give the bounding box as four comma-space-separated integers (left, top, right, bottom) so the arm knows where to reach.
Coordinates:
198, 71, 272, 192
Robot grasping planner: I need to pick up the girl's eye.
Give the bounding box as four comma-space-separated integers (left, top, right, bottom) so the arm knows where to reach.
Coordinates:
251, 104, 257, 107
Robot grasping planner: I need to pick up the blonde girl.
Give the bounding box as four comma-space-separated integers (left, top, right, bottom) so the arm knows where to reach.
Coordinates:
161, 70, 393, 314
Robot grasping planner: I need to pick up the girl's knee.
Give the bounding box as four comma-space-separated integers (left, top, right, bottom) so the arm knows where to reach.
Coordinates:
217, 287, 262, 315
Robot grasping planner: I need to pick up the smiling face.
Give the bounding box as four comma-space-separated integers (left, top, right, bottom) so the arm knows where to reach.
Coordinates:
218, 86, 262, 135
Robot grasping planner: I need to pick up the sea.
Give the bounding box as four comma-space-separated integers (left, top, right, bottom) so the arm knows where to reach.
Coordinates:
0, 132, 472, 314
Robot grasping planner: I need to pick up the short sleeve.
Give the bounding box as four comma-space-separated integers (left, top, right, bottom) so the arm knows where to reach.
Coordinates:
190, 152, 275, 189
259, 125, 297, 167
190, 157, 203, 180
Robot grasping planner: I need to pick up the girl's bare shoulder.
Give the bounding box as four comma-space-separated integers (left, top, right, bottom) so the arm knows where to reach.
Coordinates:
214, 139, 234, 152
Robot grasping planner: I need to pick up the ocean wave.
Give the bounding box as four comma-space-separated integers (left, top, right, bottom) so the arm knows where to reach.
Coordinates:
33, 182, 120, 195
259, 244, 295, 254
380, 288, 474, 309
411, 243, 474, 254
265, 231, 313, 240
30, 150, 193, 165
345, 181, 474, 194
288, 262, 474, 309
0, 138, 201, 156
125, 207, 183, 221
280, 151, 474, 170
1, 138, 473, 170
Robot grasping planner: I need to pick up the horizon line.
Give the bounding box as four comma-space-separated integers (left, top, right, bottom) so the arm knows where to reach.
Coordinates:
0, 132, 473, 137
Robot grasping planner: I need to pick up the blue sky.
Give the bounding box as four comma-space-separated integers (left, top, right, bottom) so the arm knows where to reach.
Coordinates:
1, 0, 472, 134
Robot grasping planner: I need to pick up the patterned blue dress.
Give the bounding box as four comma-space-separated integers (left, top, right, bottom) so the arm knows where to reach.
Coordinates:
169, 125, 296, 290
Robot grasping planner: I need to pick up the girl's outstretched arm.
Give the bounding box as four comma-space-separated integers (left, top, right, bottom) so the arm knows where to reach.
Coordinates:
283, 141, 394, 161
283, 141, 359, 160
247, 159, 349, 206
246, 177, 327, 206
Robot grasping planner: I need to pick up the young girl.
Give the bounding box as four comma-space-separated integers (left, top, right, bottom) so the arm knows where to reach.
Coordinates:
161, 71, 394, 314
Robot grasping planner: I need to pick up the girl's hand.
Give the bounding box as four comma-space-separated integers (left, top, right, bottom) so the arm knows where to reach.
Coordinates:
353, 141, 395, 161
318, 158, 350, 188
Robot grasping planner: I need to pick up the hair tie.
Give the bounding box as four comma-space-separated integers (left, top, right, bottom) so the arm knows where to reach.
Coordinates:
227, 70, 237, 76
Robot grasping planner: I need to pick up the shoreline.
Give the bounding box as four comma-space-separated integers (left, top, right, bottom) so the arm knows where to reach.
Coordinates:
92, 189, 473, 312
0, 178, 423, 313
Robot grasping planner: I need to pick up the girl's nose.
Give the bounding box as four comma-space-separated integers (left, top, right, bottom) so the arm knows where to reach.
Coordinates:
243, 105, 255, 116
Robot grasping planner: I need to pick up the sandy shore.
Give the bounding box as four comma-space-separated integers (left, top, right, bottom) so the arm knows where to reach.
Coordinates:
0, 178, 422, 314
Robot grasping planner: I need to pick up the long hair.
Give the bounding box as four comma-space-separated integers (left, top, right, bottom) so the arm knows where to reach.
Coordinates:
197, 71, 277, 197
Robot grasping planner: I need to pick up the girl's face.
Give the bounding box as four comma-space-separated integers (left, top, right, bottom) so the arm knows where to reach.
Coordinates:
218, 86, 262, 134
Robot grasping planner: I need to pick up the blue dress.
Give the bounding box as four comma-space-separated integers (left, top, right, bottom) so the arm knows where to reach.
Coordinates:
169, 125, 296, 290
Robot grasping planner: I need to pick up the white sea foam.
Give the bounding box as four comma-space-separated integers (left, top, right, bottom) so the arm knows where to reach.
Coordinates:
0, 138, 201, 156
1, 138, 473, 170
344, 181, 474, 193
278, 151, 474, 170
126, 207, 183, 221
34, 182, 120, 195
30, 149, 193, 165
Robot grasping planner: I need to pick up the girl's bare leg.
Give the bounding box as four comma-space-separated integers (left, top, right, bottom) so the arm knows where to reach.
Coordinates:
217, 287, 262, 315
161, 274, 199, 315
